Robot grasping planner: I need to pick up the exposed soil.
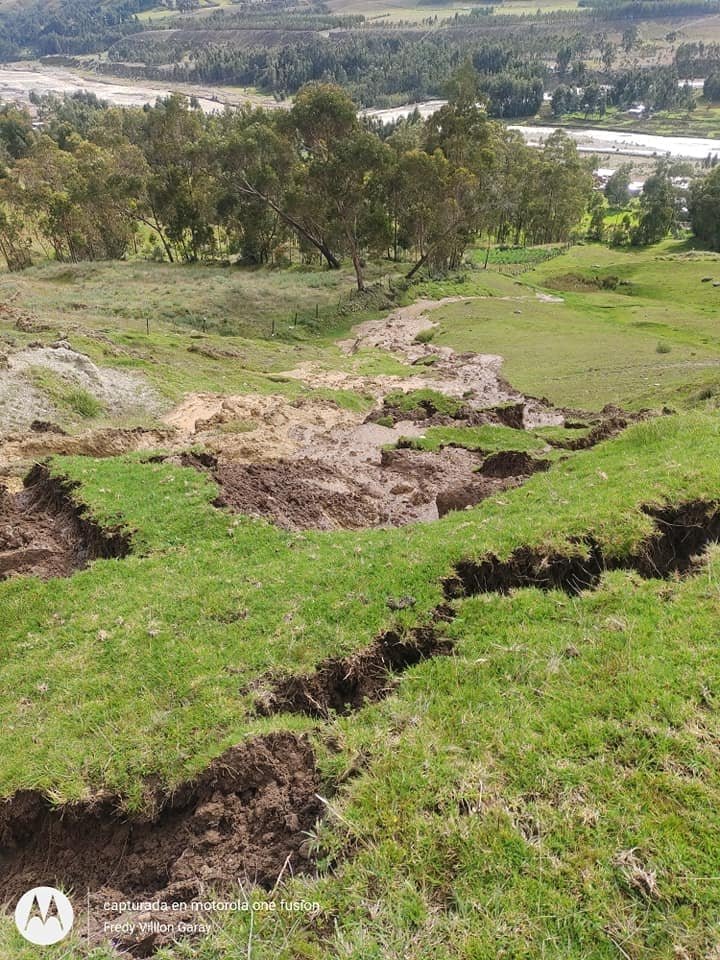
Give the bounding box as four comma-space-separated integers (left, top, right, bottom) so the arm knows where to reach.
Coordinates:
479, 450, 551, 479
445, 500, 720, 599
0, 340, 165, 438
283, 299, 562, 429
0, 465, 131, 580
0, 732, 321, 957
154, 299, 642, 535
208, 444, 535, 529
0, 426, 176, 477
249, 625, 455, 719
546, 414, 637, 451
163, 391, 362, 461
245, 500, 720, 726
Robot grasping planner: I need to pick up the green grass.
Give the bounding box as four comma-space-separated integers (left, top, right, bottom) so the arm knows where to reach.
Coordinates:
533, 98, 720, 139
1, 411, 720, 956
27, 367, 105, 419
394, 423, 565, 453
0, 259, 415, 416
3, 243, 720, 958
427, 240, 720, 409
384, 387, 465, 418
5, 259, 393, 342
0, 412, 717, 800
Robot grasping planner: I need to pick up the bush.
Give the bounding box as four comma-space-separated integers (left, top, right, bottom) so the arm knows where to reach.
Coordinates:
66, 388, 104, 418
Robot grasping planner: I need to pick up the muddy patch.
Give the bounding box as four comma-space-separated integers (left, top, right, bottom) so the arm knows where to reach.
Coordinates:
207, 444, 533, 529
0, 732, 321, 957
0, 465, 130, 580
249, 624, 454, 719
213, 457, 388, 529
445, 501, 720, 599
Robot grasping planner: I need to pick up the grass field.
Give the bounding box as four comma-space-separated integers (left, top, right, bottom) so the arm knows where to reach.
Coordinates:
2, 240, 720, 957
426, 240, 720, 409
326, 0, 579, 23
2, 412, 720, 957
533, 100, 720, 140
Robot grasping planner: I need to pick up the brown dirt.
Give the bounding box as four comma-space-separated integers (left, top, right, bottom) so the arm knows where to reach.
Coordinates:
0, 426, 176, 476
163, 392, 362, 461
209, 444, 529, 529
0, 465, 131, 580
550, 414, 639, 450
0, 732, 321, 957
479, 450, 551, 479
444, 500, 720, 599
248, 620, 455, 719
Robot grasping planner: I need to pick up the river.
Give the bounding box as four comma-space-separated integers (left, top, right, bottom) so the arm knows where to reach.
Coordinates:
1, 65, 718, 160
0, 64, 243, 114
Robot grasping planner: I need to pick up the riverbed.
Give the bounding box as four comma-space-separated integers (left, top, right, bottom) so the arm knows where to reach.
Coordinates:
0, 63, 266, 114
1, 64, 718, 161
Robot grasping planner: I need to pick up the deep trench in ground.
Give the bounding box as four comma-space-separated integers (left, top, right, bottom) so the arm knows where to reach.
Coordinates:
0, 465, 130, 580
0, 732, 321, 957
252, 500, 720, 722
445, 501, 720, 598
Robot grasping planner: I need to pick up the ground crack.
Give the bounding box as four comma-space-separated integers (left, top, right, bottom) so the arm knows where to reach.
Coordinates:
248, 612, 455, 720
445, 500, 720, 599
0, 464, 131, 581
0, 732, 321, 957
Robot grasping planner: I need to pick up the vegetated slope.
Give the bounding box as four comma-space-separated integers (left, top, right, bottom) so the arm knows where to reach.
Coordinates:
1, 242, 720, 956
1, 411, 719, 955
428, 240, 720, 409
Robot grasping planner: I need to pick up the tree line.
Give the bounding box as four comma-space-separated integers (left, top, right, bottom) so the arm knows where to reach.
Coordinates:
0, 77, 593, 286
0, 0, 151, 60
551, 65, 697, 118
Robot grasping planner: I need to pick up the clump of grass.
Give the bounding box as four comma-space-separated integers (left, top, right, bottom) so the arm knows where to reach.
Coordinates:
694, 385, 716, 401
217, 419, 258, 435
65, 387, 103, 418
27, 367, 104, 419
414, 328, 435, 344
656, 341, 672, 354
396, 423, 550, 454
384, 388, 464, 418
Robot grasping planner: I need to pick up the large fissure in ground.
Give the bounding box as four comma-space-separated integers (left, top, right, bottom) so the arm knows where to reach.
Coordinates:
0, 732, 322, 957
446, 501, 720, 598
249, 620, 456, 720
0, 464, 131, 580
251, 501, 720, 722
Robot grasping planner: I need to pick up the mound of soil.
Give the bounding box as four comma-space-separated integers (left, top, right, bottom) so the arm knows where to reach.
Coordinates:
0, 732, 321, 957
0, 465, 130, 580
213, 458, 388, 529
0, 342, 165, 438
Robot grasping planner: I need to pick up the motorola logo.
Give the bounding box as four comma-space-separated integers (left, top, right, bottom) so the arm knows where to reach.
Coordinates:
15, 886, 74, 946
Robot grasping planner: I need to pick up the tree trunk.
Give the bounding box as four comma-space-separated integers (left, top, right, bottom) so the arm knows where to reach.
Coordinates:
239, 180, 341, 269
343, 220, 364, 291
